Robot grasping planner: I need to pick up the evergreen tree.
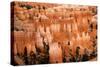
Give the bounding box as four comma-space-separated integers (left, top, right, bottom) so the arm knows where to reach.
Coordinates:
75, 46, 80, 62
82, 48, 89, 61
23, 47, 28, 65
29, 51, 36, 64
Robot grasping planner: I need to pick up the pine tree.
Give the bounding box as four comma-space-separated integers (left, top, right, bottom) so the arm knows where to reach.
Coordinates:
23, 47, 28, 65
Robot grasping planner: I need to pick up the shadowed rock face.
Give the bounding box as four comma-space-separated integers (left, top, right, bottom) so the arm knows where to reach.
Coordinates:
11, 1, 97, 65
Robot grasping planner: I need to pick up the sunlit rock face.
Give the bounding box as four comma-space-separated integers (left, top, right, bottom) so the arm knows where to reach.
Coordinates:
11, 1, 97, 65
